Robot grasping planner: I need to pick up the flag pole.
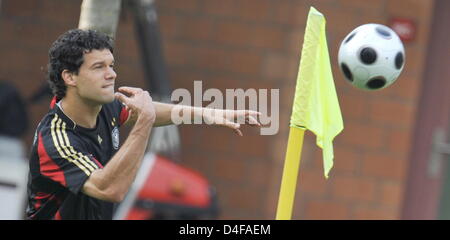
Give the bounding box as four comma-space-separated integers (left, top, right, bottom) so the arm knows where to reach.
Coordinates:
274, 6, 344, 220
276, 126, 305, 220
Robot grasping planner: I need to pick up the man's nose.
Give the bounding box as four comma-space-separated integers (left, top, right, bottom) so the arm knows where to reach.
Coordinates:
106, 67, 117, 79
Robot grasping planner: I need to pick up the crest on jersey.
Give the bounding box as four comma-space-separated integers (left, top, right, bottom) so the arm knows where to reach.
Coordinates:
112, 126, 119, 150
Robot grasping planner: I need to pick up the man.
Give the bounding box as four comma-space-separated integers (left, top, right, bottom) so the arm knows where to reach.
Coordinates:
27, 29, 260, 220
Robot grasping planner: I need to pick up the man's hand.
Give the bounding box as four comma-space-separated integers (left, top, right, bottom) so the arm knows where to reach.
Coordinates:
114, 87, 156, 124
201, 109, 261, 136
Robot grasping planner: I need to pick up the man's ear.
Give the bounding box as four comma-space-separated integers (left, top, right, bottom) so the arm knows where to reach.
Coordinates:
61, 70, 76, 87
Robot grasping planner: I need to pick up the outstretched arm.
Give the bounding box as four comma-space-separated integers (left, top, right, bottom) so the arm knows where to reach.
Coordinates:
157, 103, 261, 136
123, 92, 261, 136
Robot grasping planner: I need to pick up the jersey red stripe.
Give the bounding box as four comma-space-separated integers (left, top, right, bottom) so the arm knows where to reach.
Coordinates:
119, 106, 129, 126
91, 157, 104, 168
50, 96, 57, 109
38, 132, 67, 187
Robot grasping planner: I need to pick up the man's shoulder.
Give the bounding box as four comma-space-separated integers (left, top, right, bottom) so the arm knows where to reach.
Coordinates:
101, 99, 125, 121
36, 108, 78, 141
35, 108, 58, 132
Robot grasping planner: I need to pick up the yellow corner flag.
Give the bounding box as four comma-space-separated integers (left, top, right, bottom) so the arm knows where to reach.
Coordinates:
276, 7, 344, 220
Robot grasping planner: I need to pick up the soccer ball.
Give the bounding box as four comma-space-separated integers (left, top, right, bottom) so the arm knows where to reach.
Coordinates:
338, 23, 405, 91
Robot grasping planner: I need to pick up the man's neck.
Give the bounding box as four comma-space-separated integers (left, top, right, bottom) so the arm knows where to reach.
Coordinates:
60, 95, 102, 129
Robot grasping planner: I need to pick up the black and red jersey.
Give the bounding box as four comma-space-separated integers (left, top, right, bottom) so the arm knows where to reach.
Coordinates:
26, 97, 129, 220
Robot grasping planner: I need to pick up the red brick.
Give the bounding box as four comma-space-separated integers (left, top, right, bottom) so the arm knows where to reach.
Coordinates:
333, 64, 354, 92
322, 4, 361, 38
182, 149, 213, 176
299, 133, 322, 170
202, 0, 237, 17
398, 45, 426, 79
202, 0, 272, 23
352, 205, 399, 220
190, 47, 229, 72
261, 54, 298, 81
379, 181, 404, 207
369, 98, 415, 128
355, 11, 387, 28
380, 75, 421, 102
178, 125, 200, 148
337, 0, 386, 13
2, 0, 41, 18
287, 29, 305, 53
311, 148, 327, 174
226, 50, 263, 76
177, 17, 214, 41
304, 200, 351, 220
331, 175, 377, 202
272, 0, 309, 26
211, 75, 276, 91
234, 0, 272, 22
298, 169, 328, 197
0, 47, 40, 75
164, 41, 195, 66
115, 32, 140, 59
0, 20, 55, 50
340, 92, 369, 122
114, 61, 145, 86
339, 122, 385, 150
385, 128, 412, 158
333, 147, 361, 174
232, 133, 270, 158
246, 160, 271, 187
38, 0, 82, 26
157, 0, 200, 14
158, 13, 181, 39
212, 156, 247, 183
386, 0, 434, 18
213, 21, 286, 50
169, 68, 206, 91
222, 185, 263, 214
362, 152, 407, 180
197, 124, 242, 153
275, 110, 290, 136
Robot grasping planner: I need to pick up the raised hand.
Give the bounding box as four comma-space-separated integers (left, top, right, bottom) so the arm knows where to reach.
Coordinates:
115, 86, 156, 124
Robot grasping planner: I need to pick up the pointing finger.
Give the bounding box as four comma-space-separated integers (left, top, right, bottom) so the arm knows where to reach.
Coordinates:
115, 92, 129, 104
234, 128, 243, 136
222, 120, 243, 136
118, 86, 143, 96
247, 116, 261, 126
246, 110, 262, 116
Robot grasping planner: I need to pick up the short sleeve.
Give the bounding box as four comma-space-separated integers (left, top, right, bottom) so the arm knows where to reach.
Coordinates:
37, 118, 103, 195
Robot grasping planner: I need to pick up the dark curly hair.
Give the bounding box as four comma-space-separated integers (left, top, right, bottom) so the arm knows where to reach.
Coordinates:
47, 29, 114, 100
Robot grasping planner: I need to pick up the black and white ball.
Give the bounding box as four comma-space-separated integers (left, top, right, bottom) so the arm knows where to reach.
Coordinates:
338, 23, 405, 91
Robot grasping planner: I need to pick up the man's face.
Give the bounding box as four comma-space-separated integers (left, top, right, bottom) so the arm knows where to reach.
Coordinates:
73, 49, 116, 105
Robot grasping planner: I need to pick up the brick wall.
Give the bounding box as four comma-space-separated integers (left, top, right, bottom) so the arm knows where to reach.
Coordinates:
0, 0, 435, 219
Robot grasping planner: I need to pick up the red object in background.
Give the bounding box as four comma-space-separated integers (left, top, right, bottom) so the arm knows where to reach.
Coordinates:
120, 154, 218, 220
390, 18, 416, 42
